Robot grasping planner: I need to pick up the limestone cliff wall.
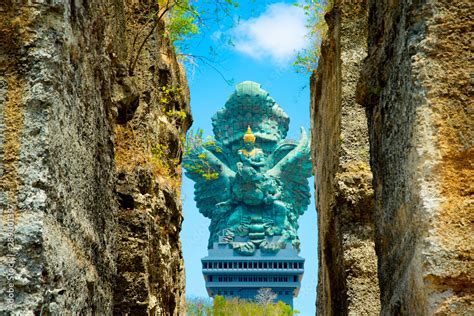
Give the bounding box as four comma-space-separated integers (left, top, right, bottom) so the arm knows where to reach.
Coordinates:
0, 1, 189, 315
0, 2, 118, 314
358, 0, 473, 314
113, 1, 191, 315
311, 1, 380, 315
312, 0, 472, 314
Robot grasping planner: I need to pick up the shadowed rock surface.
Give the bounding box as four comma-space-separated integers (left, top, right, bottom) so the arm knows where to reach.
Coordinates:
311, 1, 380, 315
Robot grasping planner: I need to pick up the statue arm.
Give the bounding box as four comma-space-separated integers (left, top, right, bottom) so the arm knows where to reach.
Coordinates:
250, 159, 265, 167
238, 150, 247, 162
253, 152, 266, 165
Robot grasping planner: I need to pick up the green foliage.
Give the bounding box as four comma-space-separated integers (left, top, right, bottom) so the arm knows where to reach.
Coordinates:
150, 143, 172, 174
294, 0, 333, 73
159, 84, 188, 125
183, 129, 222, 181
165, 0, 200, 51
168, 0, 240, 84
164, 0, 239, 52
213, 295, 226, 316
166, 109, 187, 120
128, 0, 239, 75
160, 84, 182, 105
186, 296, 299, 316
151, 143, 167, 158
186, 297, 213, 316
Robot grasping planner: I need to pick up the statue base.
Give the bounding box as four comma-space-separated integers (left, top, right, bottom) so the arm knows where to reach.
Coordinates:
201, 234, 305, 308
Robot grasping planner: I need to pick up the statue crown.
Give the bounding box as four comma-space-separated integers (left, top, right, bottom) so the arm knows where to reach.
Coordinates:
243, 126, 256, 143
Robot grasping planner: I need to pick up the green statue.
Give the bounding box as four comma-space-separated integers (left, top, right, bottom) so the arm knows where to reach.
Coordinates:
184, 81, 312, 255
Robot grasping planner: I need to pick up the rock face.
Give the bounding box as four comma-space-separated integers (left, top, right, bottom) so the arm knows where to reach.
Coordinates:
0, 1, 189, 315
0, 2, 118, 314
357, 0, 473, 314
313, 0, 473, 314
113, 1, 191, 314
310, 1, 380, 315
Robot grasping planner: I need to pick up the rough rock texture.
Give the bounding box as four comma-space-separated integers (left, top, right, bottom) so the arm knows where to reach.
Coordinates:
357, 0, 473, 314
113, 1, 191, 315
0, 2, 117, 314
0, 0, 189, 315
311, 1, 380, 315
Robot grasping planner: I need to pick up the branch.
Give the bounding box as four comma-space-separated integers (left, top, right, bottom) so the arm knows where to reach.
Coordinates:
128, 0, 173, 75
128, 14, 156, 71
177, 53, 234, 86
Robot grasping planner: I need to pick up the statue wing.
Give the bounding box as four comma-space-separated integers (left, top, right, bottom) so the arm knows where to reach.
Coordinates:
266, 127, 312, 215
183, 141, 235, 219
264, 140, 298, 171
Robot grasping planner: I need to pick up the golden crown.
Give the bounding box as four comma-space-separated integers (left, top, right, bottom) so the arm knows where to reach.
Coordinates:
243, 126, 256, 143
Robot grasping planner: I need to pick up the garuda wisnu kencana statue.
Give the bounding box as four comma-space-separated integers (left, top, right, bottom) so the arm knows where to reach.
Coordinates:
184, 81, 312, 256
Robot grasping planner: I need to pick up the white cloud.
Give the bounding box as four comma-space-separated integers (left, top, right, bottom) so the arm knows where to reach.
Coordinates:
229, 3, 308, 66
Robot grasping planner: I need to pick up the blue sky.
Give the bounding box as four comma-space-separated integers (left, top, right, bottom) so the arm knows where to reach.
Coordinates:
180, 1, 318, 315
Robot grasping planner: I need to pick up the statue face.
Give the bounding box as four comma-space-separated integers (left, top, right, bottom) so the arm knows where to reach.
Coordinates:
244, 142, 254, 150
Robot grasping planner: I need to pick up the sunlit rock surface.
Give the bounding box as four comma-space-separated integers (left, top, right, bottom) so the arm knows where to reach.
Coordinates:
311, 0, 472, 314
358, 0, 473, 314
0, 1, 190, 315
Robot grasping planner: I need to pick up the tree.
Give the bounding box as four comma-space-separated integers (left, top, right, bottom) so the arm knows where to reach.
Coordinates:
256, 287, 277, 316
186, 296, 212, 316
294, 0, 333, 73
183, 129, 223, 181
213, 295, 226, 316
128, 0, 239, 76
188, 294, 297, 315
256, 288, 277, 306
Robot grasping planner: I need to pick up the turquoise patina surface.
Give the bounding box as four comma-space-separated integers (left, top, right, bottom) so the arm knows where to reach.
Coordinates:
184, 81, 312, 256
